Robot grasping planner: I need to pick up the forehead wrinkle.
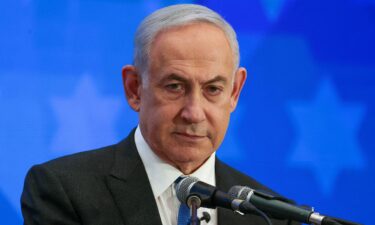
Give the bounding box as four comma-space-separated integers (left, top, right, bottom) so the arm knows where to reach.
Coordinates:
152, 50, 229, 74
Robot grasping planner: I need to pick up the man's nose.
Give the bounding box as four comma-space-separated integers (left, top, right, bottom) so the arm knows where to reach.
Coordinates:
180, 92, 206, 124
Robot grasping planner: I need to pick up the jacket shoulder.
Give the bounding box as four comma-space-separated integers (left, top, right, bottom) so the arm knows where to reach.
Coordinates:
37, 144, 117, 175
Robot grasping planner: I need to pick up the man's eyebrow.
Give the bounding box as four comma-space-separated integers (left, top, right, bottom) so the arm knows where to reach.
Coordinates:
161, 73, 189, 83
205, 75, 228, 84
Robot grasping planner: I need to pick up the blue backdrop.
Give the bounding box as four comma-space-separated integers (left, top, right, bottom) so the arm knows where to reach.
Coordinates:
1, 0, 374, 224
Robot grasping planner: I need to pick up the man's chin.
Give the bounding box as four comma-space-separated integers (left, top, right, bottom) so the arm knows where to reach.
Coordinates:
170, 151, 212, 172
173, 159, 206, 175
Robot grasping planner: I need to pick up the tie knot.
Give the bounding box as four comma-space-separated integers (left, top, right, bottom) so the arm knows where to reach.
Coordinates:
174, 175, 187, 185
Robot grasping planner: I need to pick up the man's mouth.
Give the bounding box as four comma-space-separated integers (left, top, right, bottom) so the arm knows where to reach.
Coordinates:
173, 132, 206, 140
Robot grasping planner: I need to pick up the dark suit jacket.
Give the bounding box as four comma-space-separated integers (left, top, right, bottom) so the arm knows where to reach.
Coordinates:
21, 130, 297, 225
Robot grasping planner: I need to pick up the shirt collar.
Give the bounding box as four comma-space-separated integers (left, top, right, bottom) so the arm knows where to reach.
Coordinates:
134, 126, 216, 198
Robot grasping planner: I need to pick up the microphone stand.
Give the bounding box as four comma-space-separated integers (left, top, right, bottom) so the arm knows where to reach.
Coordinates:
187, 195, 202, 225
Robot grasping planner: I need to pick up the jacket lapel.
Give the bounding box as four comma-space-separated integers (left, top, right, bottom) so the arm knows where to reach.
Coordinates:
105, 131, 163, 225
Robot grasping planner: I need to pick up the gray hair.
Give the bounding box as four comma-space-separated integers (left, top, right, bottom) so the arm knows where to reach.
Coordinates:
133, 4, 240, 81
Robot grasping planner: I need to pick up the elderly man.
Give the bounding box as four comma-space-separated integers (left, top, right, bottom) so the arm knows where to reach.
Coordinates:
21, 4, 295, 225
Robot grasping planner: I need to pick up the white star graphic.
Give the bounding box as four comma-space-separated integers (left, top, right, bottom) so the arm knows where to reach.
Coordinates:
287, 79, 366, 194
50, 75, 122, 154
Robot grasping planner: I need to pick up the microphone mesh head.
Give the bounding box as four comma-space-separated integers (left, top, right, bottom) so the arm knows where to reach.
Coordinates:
175, 176, 199, 204
228, 186, 252, 200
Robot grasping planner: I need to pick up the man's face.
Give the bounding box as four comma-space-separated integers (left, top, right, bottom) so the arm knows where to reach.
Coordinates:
124, 22, 246, 174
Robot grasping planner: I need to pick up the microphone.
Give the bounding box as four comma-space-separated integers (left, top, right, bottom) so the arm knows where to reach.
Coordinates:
175, 176, 237, 210
175, 177, 275, 225
228, 186, 362, 225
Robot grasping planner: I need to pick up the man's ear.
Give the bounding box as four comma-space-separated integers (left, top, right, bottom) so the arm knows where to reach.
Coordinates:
122, 65, 142, 112
230, 67, 247, 112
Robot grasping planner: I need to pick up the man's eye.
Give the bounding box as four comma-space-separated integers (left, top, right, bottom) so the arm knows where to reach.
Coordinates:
205, 85, 223, 95
165, 83, 184, 92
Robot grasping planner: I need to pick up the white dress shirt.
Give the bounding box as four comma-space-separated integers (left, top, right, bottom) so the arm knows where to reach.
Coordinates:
135, 126, 218, 225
